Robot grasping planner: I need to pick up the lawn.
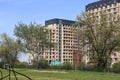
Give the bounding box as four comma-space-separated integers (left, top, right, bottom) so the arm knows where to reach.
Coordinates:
0, 68, 120, 80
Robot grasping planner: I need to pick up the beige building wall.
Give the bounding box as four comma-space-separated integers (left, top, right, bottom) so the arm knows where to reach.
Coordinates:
87, 2, 120, 17
45, 24, 59, 62
44, 23, 78, 64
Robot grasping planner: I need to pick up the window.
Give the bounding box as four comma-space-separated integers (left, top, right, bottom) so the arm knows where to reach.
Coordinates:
115, 58, 117, 61
113, 8, 116, 11
108, 9, 111, 12
114, 12, 117, 15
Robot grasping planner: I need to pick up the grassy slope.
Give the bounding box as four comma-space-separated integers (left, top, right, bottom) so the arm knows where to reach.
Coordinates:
0, 68, 120, 80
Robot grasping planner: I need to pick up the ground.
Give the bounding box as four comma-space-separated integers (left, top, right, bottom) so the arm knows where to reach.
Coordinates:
0, 68, 120, 80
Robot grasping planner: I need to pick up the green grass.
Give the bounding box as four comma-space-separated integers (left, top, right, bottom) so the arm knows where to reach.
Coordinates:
0, 68, 120, 80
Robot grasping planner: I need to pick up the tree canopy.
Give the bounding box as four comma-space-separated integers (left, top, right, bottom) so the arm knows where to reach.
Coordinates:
76, 12, 120, 71
0, 33, 21, 66
14, 22, 54, 66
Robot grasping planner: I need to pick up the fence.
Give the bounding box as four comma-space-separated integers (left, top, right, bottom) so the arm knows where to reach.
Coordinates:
0, 64, 32, 80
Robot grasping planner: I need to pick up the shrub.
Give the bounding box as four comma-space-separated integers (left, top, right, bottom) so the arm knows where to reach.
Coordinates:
112, 62, 120, 73
80, 65, 94, 71
78, 63, 99, 71
15, 62, 28, 68
38, 59, 49, 69
50, 62, 73, 70
50, 65, 63, 69
62, 62, 73, 70
77, 62, 85, 70
0, 61, 4, 68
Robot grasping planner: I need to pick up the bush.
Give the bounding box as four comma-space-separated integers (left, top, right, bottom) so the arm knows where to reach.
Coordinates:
50, 65, 63, 69
80, 65, 95, 71
50, 62, 73, 70
112, 62, 120, 73
78, 62, 99, 71
15, 62, 28, 68
77, 62, 85, 70
62, 62, 73, 70
0, 61, 4, 68
38, 59, 49, 69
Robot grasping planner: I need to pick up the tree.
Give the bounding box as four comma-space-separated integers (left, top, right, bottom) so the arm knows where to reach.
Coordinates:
0, 33, 21, 66
14, 22, 54, 68
76, 12, 120, 71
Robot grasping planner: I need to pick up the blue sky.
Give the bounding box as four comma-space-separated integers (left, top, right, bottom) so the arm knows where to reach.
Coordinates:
0, 0, 98, 62
0, 0, 98, 37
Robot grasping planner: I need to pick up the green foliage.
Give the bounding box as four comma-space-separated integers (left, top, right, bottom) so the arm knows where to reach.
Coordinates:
112, 62, 120, 73
14, 23, 49, 53
50, 62, 73, 70
0, 33, 21, 66
0, 61, 5, 68
15, 62, 28, 68
78, 62, 97, 71
77, 62, 85, 70
80, 65, 94, 71
62, 62, 73, 70
2, 68, 120, 80
38, 59, 49, 69
76, 11, 120, 71
50, 65, 63, 69
14, 22, 54, 68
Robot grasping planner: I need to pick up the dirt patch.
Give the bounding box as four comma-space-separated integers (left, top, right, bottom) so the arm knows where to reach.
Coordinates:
34, 77, 64, 80
30, 70, 67, 74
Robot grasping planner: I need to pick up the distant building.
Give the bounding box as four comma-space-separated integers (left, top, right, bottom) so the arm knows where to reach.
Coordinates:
86, 0, 120, 22
28, 18, 83, 65
44, 18, 79, 64
28, 0, 120, 66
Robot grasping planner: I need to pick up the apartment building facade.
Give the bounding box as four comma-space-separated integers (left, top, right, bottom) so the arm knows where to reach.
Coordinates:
44, 18, 80, 64
85, 0, 120, 65
28, 18, 83, 65
28, 0, 120, 66
86, 0, 120, 20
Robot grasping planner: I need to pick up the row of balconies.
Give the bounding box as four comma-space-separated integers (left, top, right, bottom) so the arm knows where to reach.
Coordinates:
63, 43, 78, 45
89, 5, 118, 12
63, 59, 73, 62
62, 52, 72, 55
89, 10, 118, 17
63, 56, 72, 58
88, 3, 118, 11
63, 34, 74, 37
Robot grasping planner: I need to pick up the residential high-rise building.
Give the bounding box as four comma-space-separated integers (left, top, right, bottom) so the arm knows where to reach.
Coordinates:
85, 0, 120, 65
44, 18, 80, 64
86, 0, 120, 16
29, 0, 120, 66
28, 18, 82, 65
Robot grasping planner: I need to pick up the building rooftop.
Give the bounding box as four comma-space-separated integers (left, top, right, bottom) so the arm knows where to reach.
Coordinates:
86, 0, 120, 11
45, 18, 76, 26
